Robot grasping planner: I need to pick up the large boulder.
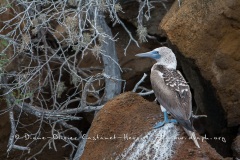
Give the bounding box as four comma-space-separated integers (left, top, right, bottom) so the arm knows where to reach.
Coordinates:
80, 92, 223, 160
160, 0, 240, 128
232, 132, 240, 159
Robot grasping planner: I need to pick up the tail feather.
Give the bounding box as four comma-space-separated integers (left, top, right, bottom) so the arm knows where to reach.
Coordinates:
183, 127, 200, 148
177, 118, 194, 132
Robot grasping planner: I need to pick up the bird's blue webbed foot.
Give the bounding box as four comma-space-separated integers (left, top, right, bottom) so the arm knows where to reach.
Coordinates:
153, 111, 178, 129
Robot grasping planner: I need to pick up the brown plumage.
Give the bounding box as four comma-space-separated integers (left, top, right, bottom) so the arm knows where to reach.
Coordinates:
151, 64, 194, 131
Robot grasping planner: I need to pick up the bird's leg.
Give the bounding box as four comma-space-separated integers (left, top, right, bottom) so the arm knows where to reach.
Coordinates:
153, 106, 178, 129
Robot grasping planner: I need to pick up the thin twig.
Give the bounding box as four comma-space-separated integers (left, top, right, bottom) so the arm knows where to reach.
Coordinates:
132, 73, 147, 92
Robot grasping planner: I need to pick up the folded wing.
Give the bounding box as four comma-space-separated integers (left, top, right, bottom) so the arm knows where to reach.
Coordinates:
151, 64, 193, 131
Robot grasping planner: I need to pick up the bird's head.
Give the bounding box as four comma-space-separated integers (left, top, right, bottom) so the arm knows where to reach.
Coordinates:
135, 47, 177, 69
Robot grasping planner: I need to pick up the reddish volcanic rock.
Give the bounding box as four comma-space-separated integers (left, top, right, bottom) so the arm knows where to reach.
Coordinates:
160, 0, 240, 128
80, 92, 223, 160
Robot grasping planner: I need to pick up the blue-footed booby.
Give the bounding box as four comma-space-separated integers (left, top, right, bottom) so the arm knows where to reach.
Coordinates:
136, 47, 201, 148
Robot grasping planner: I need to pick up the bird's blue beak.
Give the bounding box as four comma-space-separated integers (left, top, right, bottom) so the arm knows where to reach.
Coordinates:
135, 50, 161, 60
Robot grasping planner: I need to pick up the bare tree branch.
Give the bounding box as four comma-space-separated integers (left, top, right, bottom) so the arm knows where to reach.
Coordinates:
132, 73, 154, 96
0, 0, 166, 159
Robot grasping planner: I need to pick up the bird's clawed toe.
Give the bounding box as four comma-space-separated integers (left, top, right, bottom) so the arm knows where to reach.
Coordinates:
153, 121, 165, 129
153, 119, 177, 129
168, 119, 178, 124
153, 111, 178, 129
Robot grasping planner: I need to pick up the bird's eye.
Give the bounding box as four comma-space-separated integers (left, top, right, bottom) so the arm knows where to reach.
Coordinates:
152, 51, 161, 59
